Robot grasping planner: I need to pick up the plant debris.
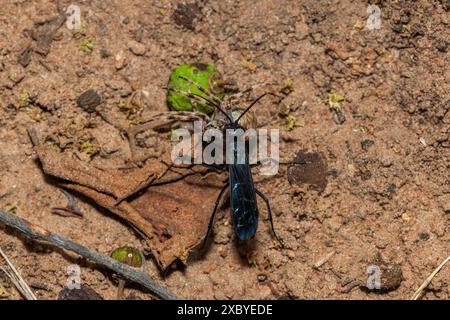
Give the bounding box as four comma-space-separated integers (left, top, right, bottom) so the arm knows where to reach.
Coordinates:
79, 37, 94, 53
327, 92, 344, 110
18, 9, 67, 66
284, 115, 301, 131
29, 128, 224, 270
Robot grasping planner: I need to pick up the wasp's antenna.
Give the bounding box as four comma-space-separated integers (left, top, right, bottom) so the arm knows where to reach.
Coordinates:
236, 92, 278, 124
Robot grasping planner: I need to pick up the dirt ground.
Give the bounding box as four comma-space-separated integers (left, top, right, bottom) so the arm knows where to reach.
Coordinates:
0, 0, 449, 300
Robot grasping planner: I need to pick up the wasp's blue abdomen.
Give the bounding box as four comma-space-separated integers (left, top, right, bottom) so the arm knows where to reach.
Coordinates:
229, 165, 259, 240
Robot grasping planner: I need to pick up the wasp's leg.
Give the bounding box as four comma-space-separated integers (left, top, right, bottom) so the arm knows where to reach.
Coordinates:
255, 188, 285, 247
201, 182, 229, 249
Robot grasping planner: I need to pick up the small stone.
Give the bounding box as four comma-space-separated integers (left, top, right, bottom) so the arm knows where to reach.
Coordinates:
172, 3, 201, 30
105, 79, 129, 91
115, 51, 127, 70
128, 40, 146, 56
419, 232, 430, 241
392, 23, 403, 33
77, 89, 102, 113
437, 195, 450, 213
381, 156, 392, 167
100, 48, 110, 58
386, 183, 396, 194
361, 139, 375, 151
366, 253, 403, 292
286, 250, 296, 259
58, 284, 103, 300
443, 0, 450, 11
18, 45, 33, 67
213, 226, 231, 245
400, 14, 411, 25
332, 108, 346, 124
203, 265, 212, 274
419, 137, 427, 146
257, 274, 268, 283
8, 66, 26, 84
375, 240, 388, 249
218, 246, 228, 259
436, 42, 448, 53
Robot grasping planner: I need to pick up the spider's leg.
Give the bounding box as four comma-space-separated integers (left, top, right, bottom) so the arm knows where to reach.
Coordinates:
255, 188, 284, 247
179, 75, 222, 105
169, 87, 216, 107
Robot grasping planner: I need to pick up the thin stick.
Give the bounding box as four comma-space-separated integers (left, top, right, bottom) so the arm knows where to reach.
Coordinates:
0, 247, 37, 300
0, 209, 178, 300
411, 255, 450, 300
313, 251, 336, 269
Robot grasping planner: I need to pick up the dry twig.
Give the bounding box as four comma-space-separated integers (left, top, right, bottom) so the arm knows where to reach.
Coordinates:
0, 247, 37, 300
313, 251, 336, 269
0, 209, 178, 300
411, 255, 450, 300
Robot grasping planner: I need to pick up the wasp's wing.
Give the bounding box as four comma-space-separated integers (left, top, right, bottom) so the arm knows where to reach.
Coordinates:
229, 163, 259, 240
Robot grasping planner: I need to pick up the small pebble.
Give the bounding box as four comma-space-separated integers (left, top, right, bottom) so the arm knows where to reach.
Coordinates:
392, 23, 403, 33
286, 250, 296, 259
128, 40, 146, 56
438, 195, 450, 213
332, 108, 346, 124
100, 48, 110, 58
381, 156, 392, 167
58, 284, 103, 300
366, 253, 403, 292
419, 232, 430, 241
386, 183, 396, 193
361, 139, 375, 151
443, 0, 450, 11
8, 65, 26, 84
77, 89, 102, 113
115, 51, 127, 70
257, 274, 268, 283
203, 265, 212, 274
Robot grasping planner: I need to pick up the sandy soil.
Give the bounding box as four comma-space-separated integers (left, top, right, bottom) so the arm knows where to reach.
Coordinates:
0, 0, 448, 300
